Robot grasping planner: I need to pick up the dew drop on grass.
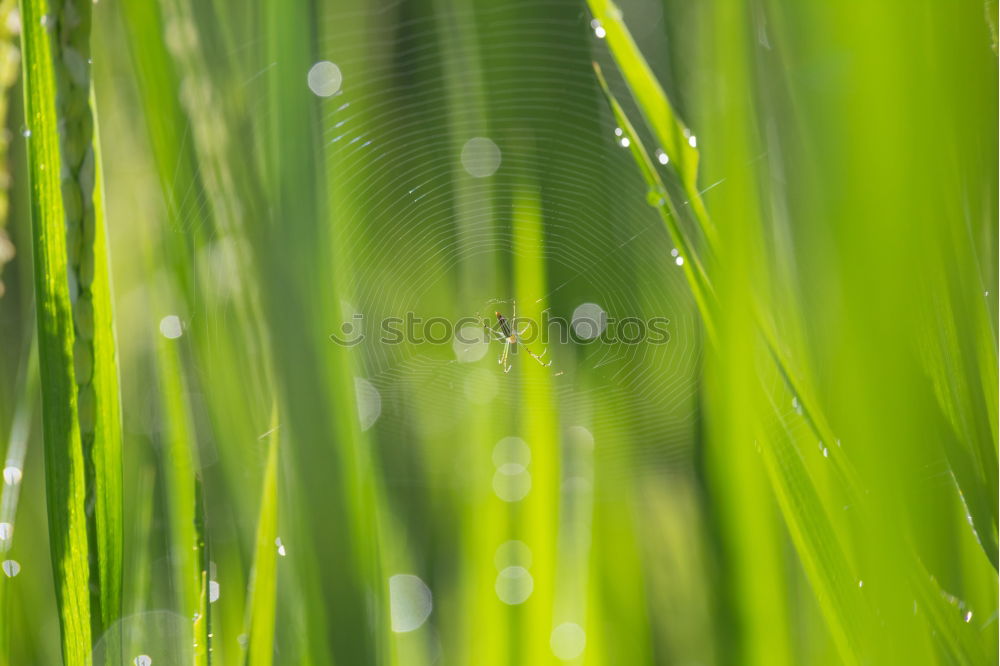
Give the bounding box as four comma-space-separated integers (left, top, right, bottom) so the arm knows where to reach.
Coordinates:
590, 19, 606, 39
550, 622, 587, 660
656, 149, 669, 165
619, 137, 630, 148
495, 566, 533, 604
688, 134, 697, 148
0, 522, 12, 543
492, 436, 531, 471
388, 574, 433, 632
209, 580, 220, 603
964, 611, 973, 622
494, 540, 532, 570
571, 303, 607, 340
237, 634, 248, 648
275, 537, 286, 556
675, 256, 684, 266
614, 127, 623, 137
492, 467, 531, 502
461, 137, 501, 178
133, 656, 152, 666
355, 377, 382, 431
2, 560, 20, 577
307, 61, 342, 97
159, 315, 182, 339
3, 466, 21, 485
20, 126, 30, 138
464, 367, 498, 405
453, 324, 489, 362
567, 425, 595, 450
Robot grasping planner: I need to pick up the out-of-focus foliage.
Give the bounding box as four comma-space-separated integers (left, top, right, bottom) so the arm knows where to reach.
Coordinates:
0, 0, 995, 664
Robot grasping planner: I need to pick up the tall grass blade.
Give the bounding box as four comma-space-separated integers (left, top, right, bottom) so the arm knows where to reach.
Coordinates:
0, 335, 37, 663
194, 478, 210, 666
17, 0, 92, 660
89, 94, 124, 645
588, 3, 995, 663
587, 0, 714, 245
154, 333, 200, 651
242, 411, 279, 666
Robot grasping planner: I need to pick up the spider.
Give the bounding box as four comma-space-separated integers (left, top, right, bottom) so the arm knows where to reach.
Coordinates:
477, 300, 552, 374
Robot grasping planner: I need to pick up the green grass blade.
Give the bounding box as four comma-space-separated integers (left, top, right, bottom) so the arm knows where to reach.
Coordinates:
89, 91, 124, 645
242, 410, 279, 666
194, 478, 210, 666
591, 62, 717, 343
17, 0, 93, 660
154, 333, 200, 651
586, 0, 715, 245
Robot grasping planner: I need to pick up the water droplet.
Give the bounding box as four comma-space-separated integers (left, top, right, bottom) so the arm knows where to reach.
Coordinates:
307, 61, 342, 97
494, 540, 532, 571
492, 437, 531, 471
355, 377, 381, 431
159, 315, 182, 339
590, 19, 606, 39
619, 137, 630, 148
822, 447, 829, 458
688, 134, 697, 148
858, 580, 864, 588
133, 656, 152, 666
567, 425, 595, 450
495, 566, 533, 604
492, 467, 531, 502
275, 537, 287, 557
461, 137, 501, 178
464, 367, 498, 405
964, 611, 973, 622
571, 303, 607, 340
2, 466, 20, 485
670, 248, 679, 257
237, 634, 248, 648
389, 574, 433, 632
21, 127, 30, 138
550, 622, 587, 660
453, 324, 489, 362
645, 187, 664, 207
5, 9, 20, 34
656, 149, 669, 165
675, 256, 684, 266
2, 560, 20, 577
613, 127, 623, 137
209, 580, 220, 603
0, 522, 12, 545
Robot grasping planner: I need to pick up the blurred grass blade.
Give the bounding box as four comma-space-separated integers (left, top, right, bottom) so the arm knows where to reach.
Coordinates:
155, 333, 201, 649
194, 478, 210, 665
0, 335, 38, 662
242, 411, 279, 666
17, 0, 93, 660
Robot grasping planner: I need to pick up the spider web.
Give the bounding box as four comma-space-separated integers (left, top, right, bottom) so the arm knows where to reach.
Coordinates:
311, 0, 706, 477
